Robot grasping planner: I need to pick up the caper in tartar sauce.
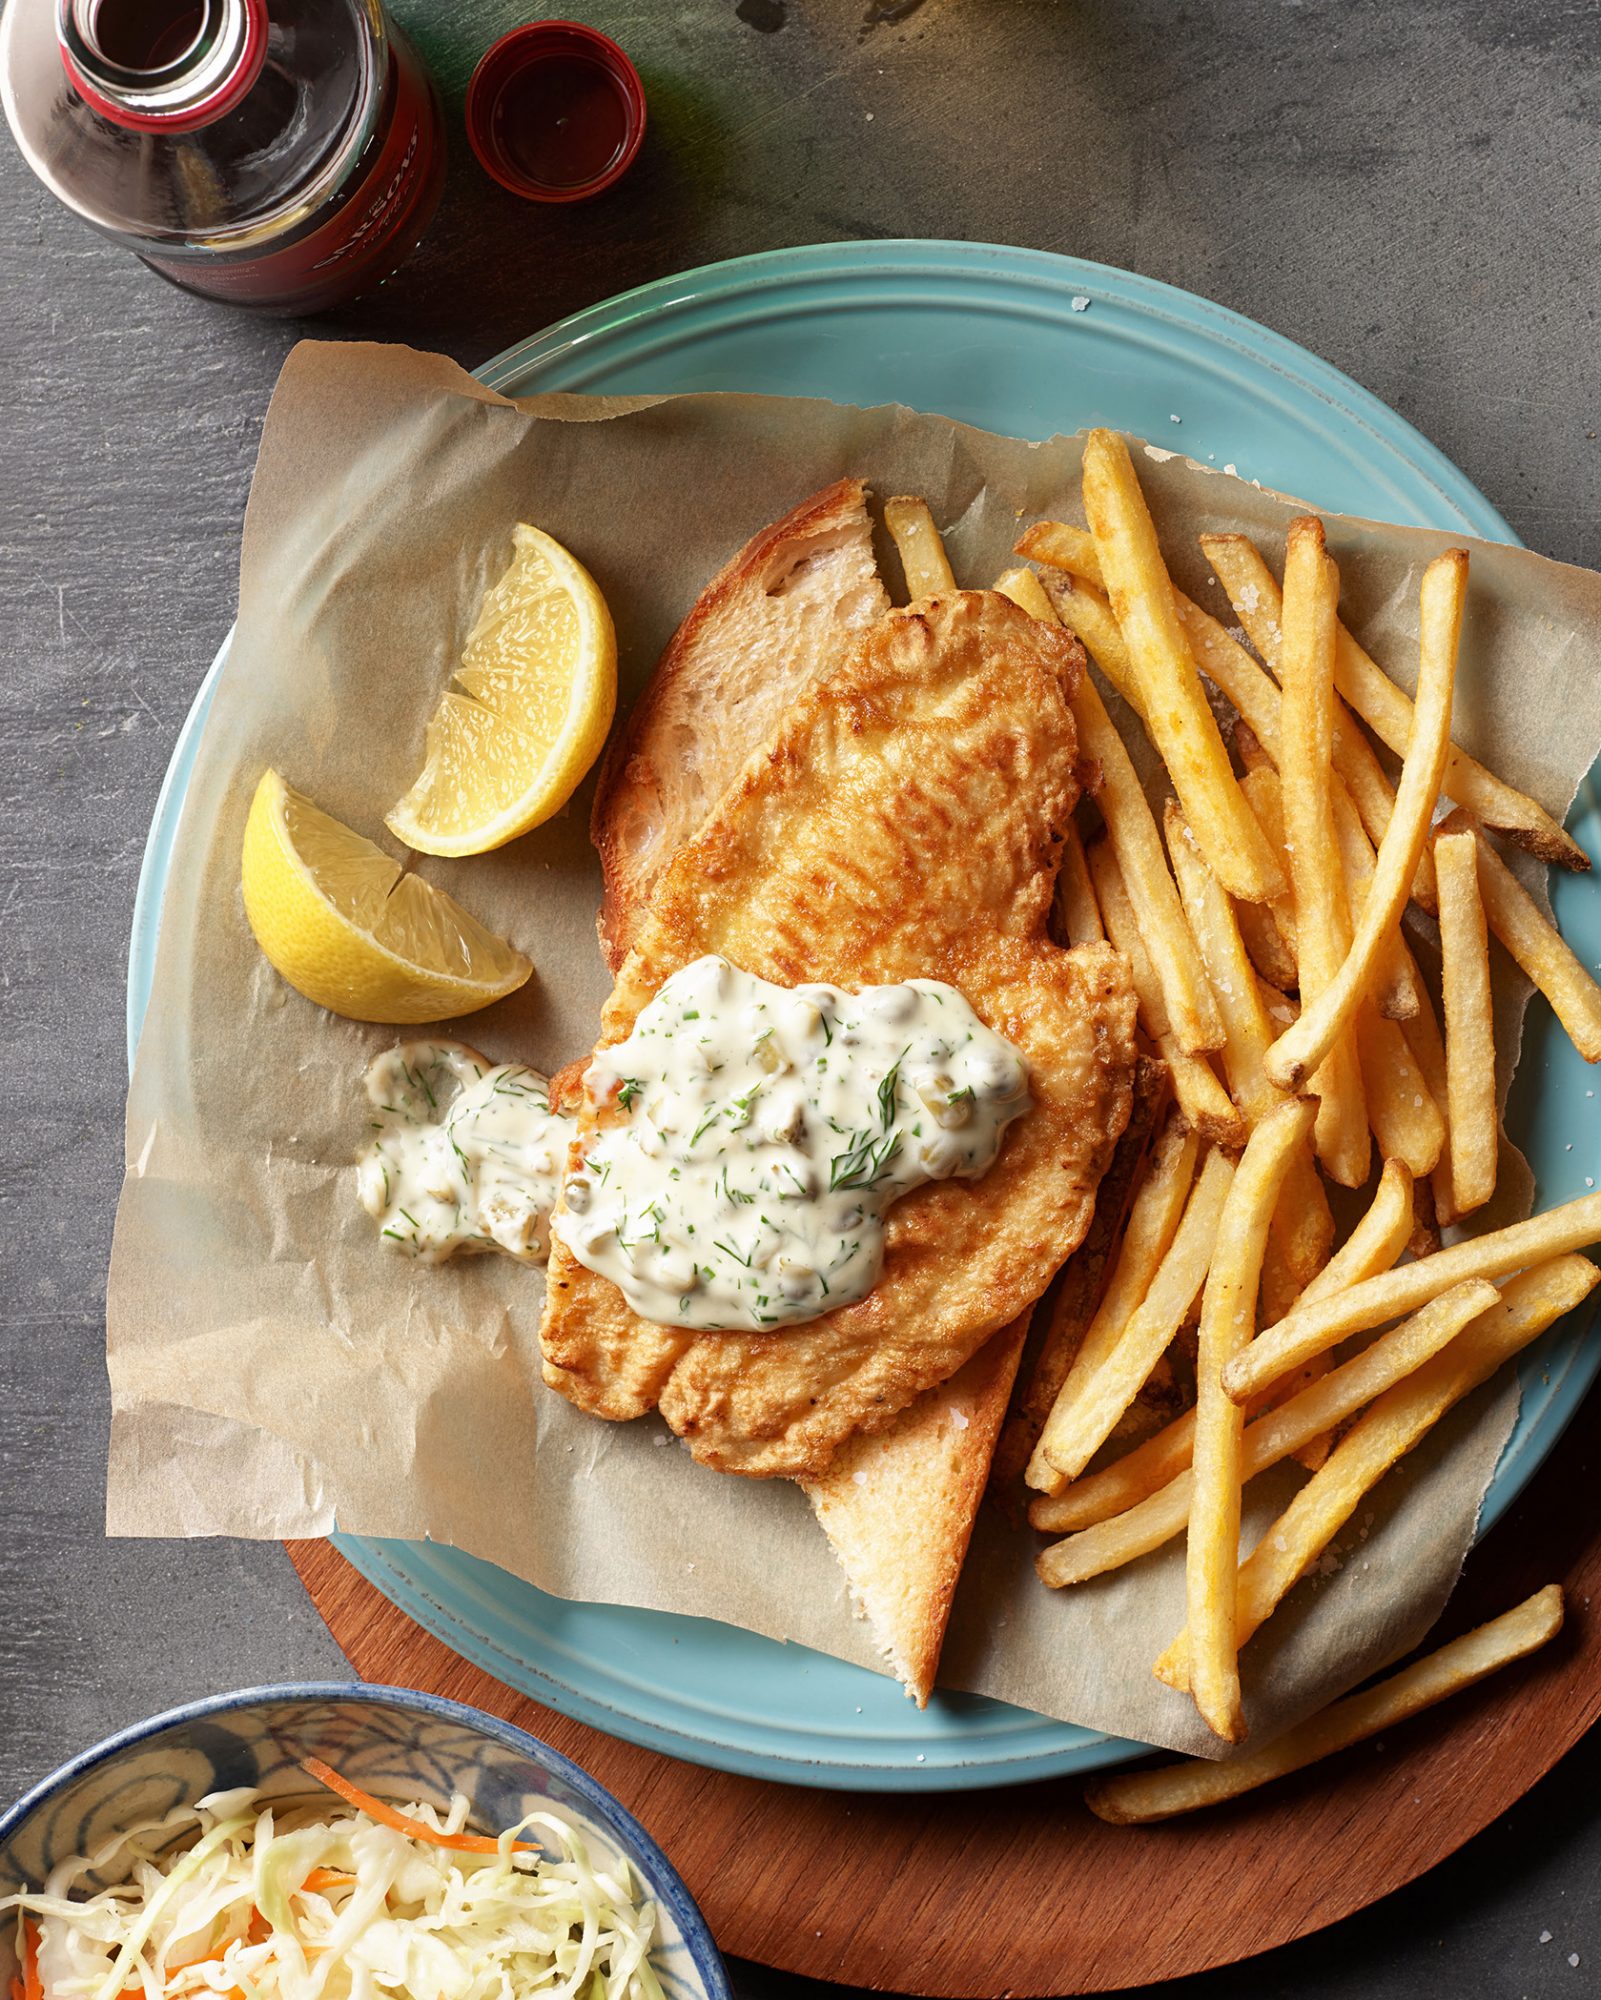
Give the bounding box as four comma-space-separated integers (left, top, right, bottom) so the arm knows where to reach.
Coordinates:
551, 955, 1030, 1331
358, 1044, 573, 1263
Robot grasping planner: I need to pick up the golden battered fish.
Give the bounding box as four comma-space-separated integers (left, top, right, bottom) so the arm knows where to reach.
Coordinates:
539, 589, 1138, 1480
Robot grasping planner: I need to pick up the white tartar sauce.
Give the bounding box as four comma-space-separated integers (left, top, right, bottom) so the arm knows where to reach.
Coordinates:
357, 1044, 573, 1263
553, 955, 1030, 1331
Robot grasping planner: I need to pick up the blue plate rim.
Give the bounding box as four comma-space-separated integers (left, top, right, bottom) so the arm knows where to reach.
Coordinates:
471, 239, 1519, 545
123, 238, 1593, 1792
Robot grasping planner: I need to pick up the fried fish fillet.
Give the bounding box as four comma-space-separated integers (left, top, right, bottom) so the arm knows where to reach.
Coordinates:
540, 588, 1139, 1480
592, 481, 1031, 1701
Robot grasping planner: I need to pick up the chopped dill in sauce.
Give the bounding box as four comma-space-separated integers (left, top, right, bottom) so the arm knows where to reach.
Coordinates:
357, 1044, 572, 1264
552, 956, 1029, 1331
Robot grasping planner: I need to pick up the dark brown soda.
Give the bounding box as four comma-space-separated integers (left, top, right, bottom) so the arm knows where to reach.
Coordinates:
489, 54, 632, 191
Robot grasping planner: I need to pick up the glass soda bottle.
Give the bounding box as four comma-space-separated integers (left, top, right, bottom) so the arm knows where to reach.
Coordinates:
0, 0, 446, 312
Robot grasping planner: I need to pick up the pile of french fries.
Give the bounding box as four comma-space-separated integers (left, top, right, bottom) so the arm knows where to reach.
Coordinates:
885, 434, 1601, 1819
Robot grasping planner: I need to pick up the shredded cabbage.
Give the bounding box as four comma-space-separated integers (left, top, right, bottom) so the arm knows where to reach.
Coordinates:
0, 1777, 666, 2000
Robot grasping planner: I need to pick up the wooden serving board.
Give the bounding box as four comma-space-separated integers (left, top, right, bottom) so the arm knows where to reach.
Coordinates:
287, 1382, 1601, 1995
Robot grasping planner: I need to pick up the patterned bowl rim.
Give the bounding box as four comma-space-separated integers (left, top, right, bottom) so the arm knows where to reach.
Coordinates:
0, 1680, 732, 2000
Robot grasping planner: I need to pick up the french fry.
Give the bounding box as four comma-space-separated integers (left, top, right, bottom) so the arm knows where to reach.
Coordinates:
1031, 531, 1412, 947
1438, 807, 1601, 1064
1257, 974, 1297, 1031
992, 562, 1059, 626
1026, 1104, 1198, 1492
1085, 1585, 1565, 1824
1050, 565, 1310, 823
1201, 531, 1586, 871
1191, 535, 1439, 912
1331, 785, 1421, 1021
884, 495, 956, 598
1030, 1407, 1194, 1536
1081, 431, 1286, 903
994, 1058, 1167, 1496
1155, 1277, 1500, 1689
1161, 801, 1282, 1119
1037, 1279, 1476, 1583
1189, 577, 1441, 917
990, 571, 1119, 954
1234, 762, 1302, 984
1396, 950, 1457, 1226
1024, 537, 1301, 799
1223, 1187, 1601, 1405
1185, 618, 1439, 958
1072, 668, 1232, 1064
997, 565, 1227, 1056
1266, 551, 1464, 1090
1238, 727, 1443, 1207
1014, 502, 1590, 1749
1357, 1002, 1447, 1177
1035, 1149, 1235, 1485
1165, 1259, 1595, 1686
1314, 1156, 1421, 1290
1409, 1173, 1443, 1259
1335, 721, 1441, 915
1046, 575, 1150, 716
1023, 523, 1339, 820
1258, 1229, 1311, 1327
1089, 840, 1244, 1143
1172, 594, 1291, 750
1234, 893, 1299, 994
1184, 1097, 1317, 1741
1276, 1154, 1416, 1470
1232, 717, 1273, 778
1224, 524, 1584, 1008
1436, 825, 1499, 1217
1055, 819, 1104, 946
1031, 1409, 1197, 1538
1167, 1261, 1593, 1686
1262, 1363, 1339, 1474
1165, 801, 1332, 1284
1016, 518, 1103, 587
1278, 517, 1370, 1188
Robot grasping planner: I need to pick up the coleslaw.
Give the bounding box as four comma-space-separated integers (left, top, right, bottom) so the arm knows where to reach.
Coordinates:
1, 1757, 666, 2000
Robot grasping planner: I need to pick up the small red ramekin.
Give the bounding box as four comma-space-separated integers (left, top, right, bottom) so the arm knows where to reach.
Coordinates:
465, 20, 646, 204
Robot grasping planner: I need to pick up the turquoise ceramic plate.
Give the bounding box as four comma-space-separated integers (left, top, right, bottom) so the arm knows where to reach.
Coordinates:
128, 242, 1601, 1790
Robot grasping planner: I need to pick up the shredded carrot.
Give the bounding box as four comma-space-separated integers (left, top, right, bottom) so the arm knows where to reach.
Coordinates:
298, 1867, 354, 1896
22, 1920, 41, 2000
300, 1757, 532, 1855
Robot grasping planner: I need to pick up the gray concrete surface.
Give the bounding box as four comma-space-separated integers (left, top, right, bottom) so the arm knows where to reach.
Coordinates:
2, 1, 1599, 1992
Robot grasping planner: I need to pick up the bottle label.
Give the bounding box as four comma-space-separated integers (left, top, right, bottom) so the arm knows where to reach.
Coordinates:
141, 35, 445, 311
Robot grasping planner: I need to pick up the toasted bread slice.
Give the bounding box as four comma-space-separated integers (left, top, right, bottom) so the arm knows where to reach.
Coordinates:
802, 1313, 1030, 1705
586, 487, 1084, 1704
592, 477, 889, 973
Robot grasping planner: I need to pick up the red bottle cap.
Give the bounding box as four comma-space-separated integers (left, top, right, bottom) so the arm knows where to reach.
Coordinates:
466, 21, 645, 204
58, 0, 270, 134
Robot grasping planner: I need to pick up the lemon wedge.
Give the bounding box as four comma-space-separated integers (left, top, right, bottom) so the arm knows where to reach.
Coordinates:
241, 770, 532, 1023
385, 524, 617, 857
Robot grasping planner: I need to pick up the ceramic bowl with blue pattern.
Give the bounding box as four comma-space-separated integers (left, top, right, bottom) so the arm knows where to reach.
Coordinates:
0, 1681, 730, 1999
